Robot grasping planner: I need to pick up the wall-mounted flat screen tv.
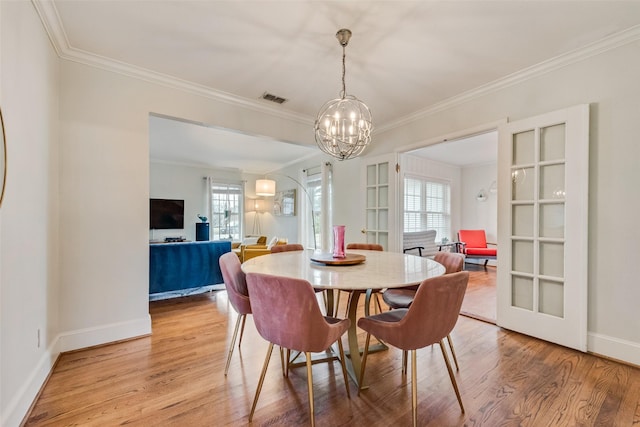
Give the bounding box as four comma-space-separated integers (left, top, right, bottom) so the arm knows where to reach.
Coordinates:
150, 198, 184, 229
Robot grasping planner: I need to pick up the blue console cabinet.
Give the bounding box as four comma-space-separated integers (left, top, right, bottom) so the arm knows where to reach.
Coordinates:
149, 240, 231, 295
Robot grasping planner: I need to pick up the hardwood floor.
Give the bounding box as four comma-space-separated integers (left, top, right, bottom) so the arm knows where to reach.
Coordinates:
460, 263, 497, 323
25, 280, 640, 426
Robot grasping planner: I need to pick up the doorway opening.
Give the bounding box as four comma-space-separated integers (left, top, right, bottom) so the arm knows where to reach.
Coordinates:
400, 129, 498, 323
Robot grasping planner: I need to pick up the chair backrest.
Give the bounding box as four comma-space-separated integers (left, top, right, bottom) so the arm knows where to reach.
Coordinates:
433, 251, 465, 274
270, 243, 304, 253
458, 229, 487, 249
246, 273, 349, 352
392, 271, 469, 350
219, 252, 251, 315
403, 230, 437, 257
346, 243, 383, 251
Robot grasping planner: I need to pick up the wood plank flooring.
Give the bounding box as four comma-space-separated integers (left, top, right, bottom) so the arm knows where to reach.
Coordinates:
24, 278, 640, 426
460, 263, 496, 323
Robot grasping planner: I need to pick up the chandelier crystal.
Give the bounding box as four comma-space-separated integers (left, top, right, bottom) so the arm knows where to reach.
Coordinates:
314, 29, 372, 161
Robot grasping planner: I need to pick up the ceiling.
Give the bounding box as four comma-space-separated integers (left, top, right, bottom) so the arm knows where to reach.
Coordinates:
40, 1, 640, 171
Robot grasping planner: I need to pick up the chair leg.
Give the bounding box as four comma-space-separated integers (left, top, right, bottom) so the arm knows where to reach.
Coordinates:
336, 337, 351, 399
279, 347, 285, 376
357, 332, 372, 395
483, 259, 488, 268
411, 349, 418, 427
224, 313, 244, 376
249, 342, 274, 422
364, 289, 373, 317
335, 290, 341, 316
238, 313, 247, 347
285, 348, 292, 377
402, 350, 408, 375
305, 352, 316, 427
438, 341, 465, 413
374, 293, 383, 314
446, 334, 460, 371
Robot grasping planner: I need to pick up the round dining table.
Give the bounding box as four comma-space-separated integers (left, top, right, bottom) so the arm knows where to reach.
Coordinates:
241, 248, 445, 387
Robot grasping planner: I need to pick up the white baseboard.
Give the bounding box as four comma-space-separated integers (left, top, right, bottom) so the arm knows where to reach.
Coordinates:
588, 331, 640, 367
57, 315, 152, 353
2, 315, 152, 427
1, 342, 59, 427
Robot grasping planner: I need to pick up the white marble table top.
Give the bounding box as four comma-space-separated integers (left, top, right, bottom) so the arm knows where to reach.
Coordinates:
241, 249, 445, 291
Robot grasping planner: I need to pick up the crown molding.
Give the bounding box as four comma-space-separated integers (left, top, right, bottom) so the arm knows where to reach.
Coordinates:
31, 0, 314, 127
32, 1, 640, 134
377, 24, 640, 134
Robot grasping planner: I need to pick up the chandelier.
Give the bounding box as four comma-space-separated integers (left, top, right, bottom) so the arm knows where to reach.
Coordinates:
314, 29, 373, 161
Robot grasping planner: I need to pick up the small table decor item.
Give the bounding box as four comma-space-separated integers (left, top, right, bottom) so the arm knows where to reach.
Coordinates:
310, 252, 366, 266
333, 225, 346, 258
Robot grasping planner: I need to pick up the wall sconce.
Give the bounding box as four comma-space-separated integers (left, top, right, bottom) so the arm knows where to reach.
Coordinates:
489, 180, 497, 194
476, 189, 488, 202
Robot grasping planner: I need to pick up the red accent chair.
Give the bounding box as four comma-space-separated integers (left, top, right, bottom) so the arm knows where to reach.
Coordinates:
457, 229, 497, 267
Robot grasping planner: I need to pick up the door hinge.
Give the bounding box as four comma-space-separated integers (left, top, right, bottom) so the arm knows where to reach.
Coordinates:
395, 163, 400, 173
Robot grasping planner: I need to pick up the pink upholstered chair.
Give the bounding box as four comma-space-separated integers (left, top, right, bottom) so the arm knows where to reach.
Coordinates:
270, 243, 304, 253
346, 243, 383, 251
342, 243, 384, 316
382, 251, 465, 370
246, 272, 351, 425
457, 229, 497, 267
358, 271, 469, 426
219, 252, 252, 376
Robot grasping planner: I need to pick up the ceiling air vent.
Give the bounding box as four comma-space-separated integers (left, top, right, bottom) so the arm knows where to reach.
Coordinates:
261, 92, 288, 104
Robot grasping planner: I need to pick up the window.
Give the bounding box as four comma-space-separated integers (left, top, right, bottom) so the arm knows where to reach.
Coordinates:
404, 177, 451, 242
210, 182, 243, 240
305, 174, 322, 249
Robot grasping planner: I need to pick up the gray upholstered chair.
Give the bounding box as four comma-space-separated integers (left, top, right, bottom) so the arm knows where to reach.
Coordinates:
246, 272, 351, 426
358, 271, 469, 426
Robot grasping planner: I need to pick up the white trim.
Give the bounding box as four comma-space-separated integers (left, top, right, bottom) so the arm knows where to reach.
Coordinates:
1, 343, 59, 427
56, 315, 152, 353
2, 316, 151, 426
32, 0, 640, 133
31, 0, 312, 127
378, 25, 640, 133
588, 332, 640, 367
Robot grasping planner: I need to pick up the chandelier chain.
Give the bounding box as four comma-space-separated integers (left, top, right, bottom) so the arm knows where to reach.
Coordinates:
341, 45, 347, 98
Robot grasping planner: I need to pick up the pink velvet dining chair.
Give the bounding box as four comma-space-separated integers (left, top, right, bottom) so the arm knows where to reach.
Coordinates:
219, 252, 252, 376
245, 272, 351, 426
270, 243, 304, 253
382, 251, 465, 371
358, 271, 469, 427
339, 243, 385, 316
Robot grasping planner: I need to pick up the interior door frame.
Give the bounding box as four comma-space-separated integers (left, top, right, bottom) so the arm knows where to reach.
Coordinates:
395, 119, 507, 250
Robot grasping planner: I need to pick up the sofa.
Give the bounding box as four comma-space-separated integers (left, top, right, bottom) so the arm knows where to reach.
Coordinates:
149, 240, 232, 295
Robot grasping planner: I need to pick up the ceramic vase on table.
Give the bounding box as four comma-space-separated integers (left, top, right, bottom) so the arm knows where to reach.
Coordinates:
332, 225, 346, 258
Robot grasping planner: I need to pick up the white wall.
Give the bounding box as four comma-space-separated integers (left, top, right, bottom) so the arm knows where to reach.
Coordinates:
1, 2, 60, 425
460, 163, 497, 266
4, 4, 640, 424
374, 39, 640, 363
149, 162, 244, 242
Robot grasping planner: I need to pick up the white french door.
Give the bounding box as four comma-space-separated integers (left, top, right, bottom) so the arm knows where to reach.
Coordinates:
497, 104, 589, 351
361, 154, 399, 252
